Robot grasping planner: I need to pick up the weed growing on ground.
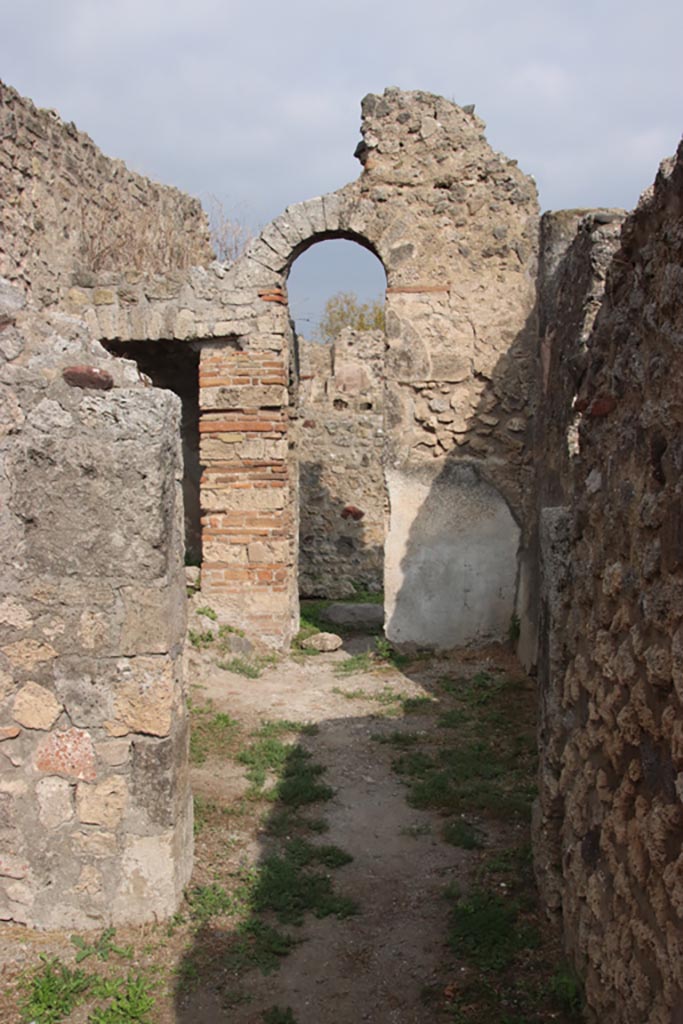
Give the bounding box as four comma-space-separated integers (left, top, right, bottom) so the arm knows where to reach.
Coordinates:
549, 964, 584, 1016
218, 656, 262, 678
88, 973, 156, 1023
196, 605, 218, 621
254, 719, 319, 739
446, 886, 540, 970
371, 729, 420, 748
21, 957, 90, 1023
71, 927, 132, 963
263, 1006, 299, 1023
190, 707, 239, 765
252, 839, 356, 925
442, 818, 485, 850
188, 628, 215, 649
333, 652, 375, 675
21, 950, 156, 1024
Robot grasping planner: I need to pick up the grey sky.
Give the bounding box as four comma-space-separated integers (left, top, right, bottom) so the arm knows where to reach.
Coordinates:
2, 0, 682, 334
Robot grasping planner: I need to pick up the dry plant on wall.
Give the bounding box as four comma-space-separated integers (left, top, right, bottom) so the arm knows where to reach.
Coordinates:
77, 202, 196, 273
206, 194, 254, 263
318, 291, 385, 343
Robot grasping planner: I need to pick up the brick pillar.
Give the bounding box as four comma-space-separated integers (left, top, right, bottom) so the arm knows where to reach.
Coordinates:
198, 342, 297, 646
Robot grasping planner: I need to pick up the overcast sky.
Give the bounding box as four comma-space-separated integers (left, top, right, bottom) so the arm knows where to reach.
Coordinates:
2, 0, 682, 334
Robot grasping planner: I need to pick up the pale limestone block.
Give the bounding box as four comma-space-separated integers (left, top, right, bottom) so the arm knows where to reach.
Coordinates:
36, 776, 74, 828
96, 738, 131, 767
112, 656, 176, 737
202, 486, 286, 513
1, 639, 56, 671
0, 597, 32, 631
112, 833, 178, 924
71, 831, 118, 859
77, 776, 128, 829
74, 865, 102, 896
13, 682, 62, 730
78, 610, 110, 650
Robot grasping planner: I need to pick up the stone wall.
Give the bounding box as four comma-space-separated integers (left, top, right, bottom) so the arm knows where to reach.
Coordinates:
0, 280, 192, 928
297, 329, 386, 599
61, 88, 540, 647
534, 146, 683, 1022
0, 81, 212, 307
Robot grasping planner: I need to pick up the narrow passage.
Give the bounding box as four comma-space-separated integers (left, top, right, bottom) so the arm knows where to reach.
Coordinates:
3, 602, 582, 1024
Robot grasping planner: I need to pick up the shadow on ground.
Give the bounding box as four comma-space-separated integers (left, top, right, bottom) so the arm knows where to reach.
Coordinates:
171, 605, 579, 1024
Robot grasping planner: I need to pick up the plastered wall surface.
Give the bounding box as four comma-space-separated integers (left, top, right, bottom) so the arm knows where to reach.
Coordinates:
385, 463, 520, 648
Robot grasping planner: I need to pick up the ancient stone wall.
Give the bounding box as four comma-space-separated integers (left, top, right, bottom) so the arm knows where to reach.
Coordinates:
0, 280, 192, 928
535, 146, 683, 1023
64, 88, 540, 648
0, 81, 212, 307
297, 329, 386, 599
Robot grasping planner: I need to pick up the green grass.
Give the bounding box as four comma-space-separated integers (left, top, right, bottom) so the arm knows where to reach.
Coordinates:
333, 652, 375, 676
196, 605, 218, 621
442, 819, 484, 850
190, 707, 239, 765
549, 964, 584, 1016
371, 730, 420, 748
87, 973, 155, 1023
252, 839, 356, 925
265, 809, 329, 837
446, 886, 540, 971
263, 1007, 299, 1023
254, 719, 319, 739
21, 957, 91, 1024
388, 672, 537, 821
188, 628, 215, 649
218, 656, 262, 678
20, 953, 155, 1024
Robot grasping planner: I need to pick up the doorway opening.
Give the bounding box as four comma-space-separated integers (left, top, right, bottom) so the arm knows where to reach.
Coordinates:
102, 340, 202, 566
287, 239, 388, 612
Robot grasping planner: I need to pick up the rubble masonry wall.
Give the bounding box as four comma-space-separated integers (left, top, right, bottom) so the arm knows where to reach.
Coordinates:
534, 146, 683, 1023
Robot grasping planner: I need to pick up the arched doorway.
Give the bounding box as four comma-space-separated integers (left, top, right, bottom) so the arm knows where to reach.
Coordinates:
286, 238, 388, 606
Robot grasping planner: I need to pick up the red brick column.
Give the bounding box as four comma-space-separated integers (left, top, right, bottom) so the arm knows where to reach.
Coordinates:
198, 343, 297, 645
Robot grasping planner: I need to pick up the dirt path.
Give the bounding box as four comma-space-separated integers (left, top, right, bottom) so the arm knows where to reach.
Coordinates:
180, 647, 474, 1024
0, 615, 577, 1024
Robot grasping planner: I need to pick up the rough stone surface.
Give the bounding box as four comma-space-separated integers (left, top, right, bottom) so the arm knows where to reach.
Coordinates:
12, 682, 63, 730
3, 75, 683, 1016
535, 145, 683, 1023
0, 81, 212, 305
0, 297, 191, 928
301, 632, 343, 652
297, 329, 386, 599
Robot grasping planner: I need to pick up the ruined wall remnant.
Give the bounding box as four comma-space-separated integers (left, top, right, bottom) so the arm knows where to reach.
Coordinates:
0, 282, 192, 929
535, 146, 683, 1023
63, 88, 539, 645
0, 81, 212, 307
297, 329, 386, 599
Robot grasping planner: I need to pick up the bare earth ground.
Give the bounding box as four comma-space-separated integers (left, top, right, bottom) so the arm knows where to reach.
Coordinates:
0, 617, 578, 1024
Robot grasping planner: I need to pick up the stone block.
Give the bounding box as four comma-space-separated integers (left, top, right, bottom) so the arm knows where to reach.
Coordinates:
77, 776, 128, 829
119, 584, 185, 656
1, 640, 56, 672
36, 777, 74, 828
34, 728, 96, 782
112, 656, 177, 737
12, 682, 62, 730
